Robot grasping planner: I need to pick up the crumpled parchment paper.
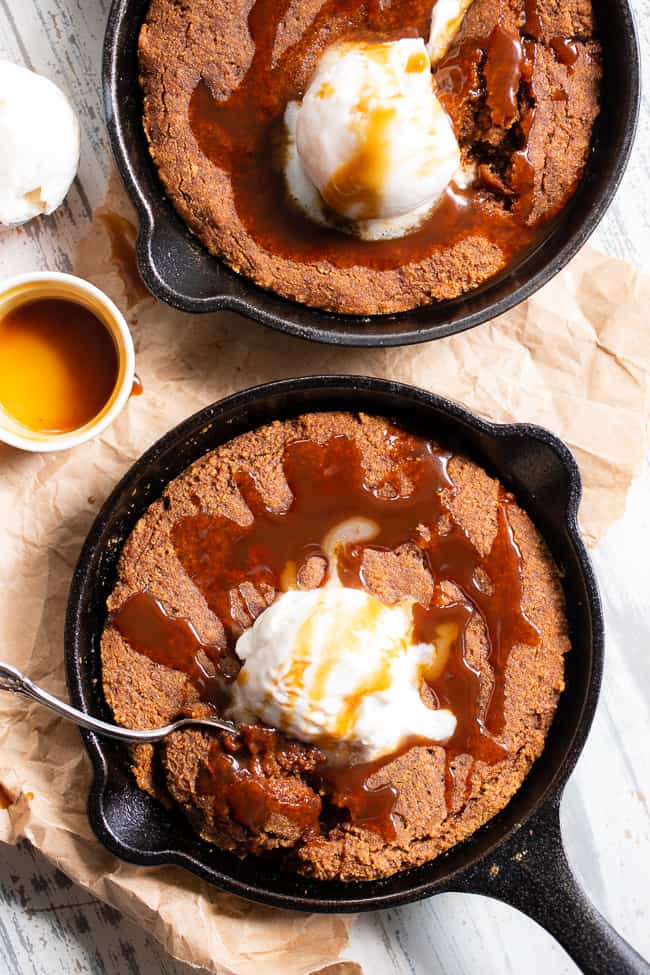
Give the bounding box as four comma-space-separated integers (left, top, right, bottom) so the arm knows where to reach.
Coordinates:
1, 172, 649, 975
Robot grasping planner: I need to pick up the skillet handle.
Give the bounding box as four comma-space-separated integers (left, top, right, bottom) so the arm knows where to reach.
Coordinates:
457, 795, 649, 974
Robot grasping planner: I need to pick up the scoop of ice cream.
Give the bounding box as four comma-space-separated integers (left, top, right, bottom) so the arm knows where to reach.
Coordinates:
291, 38, 460, 227
0, 60, 80, 227
230, 578, 456, 762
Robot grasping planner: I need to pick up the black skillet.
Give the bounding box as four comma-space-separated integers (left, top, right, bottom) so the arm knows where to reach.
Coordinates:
65, 376, 649, 974
103, 0, 639, 347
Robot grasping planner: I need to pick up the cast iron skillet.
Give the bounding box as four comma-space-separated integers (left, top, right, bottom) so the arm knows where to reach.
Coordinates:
103, 0, 639, 347
65, 376, 648, 974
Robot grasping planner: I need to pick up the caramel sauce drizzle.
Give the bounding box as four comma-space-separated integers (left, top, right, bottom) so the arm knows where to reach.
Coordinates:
188, 0, 542, 270
0, 783, 14, 810
509, 38, 538, 220
196, 726, 321, 842
550, 35, 579, 69
483, 25, 523, 128
323, 99, 397, 221
315, 753, 401, 838
290, 596, 399, 742
523, 0, 543, 40
112, 590, 237, 706
407, 50, 430, 73
97, 211, 148, 309
113, 432, 540, 841
524, 0, 580, 69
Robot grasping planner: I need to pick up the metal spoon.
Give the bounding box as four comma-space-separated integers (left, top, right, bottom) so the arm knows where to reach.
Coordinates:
0, 662, 240, 743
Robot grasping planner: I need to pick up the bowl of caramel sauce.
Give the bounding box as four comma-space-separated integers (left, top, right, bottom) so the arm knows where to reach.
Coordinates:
0, 272, 135, 452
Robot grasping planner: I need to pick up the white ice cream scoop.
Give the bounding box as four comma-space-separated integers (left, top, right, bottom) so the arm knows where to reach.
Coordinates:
229, 520, 456, 762
0, 60, 80, 227
286, 37, 460, 241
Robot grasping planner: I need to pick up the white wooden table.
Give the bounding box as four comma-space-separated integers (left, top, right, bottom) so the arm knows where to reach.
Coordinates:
1, 2, 649, 973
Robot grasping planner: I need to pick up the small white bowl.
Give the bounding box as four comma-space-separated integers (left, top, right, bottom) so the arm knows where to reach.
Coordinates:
0, 271, 135, 452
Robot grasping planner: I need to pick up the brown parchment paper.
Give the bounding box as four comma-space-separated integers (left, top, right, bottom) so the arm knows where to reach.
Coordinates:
1, 172, 649, 975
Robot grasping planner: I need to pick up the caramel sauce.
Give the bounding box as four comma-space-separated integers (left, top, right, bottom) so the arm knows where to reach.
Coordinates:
323, 100, 397, 220
315, 734, 436, 840
0, 783, 14, 809
484, 26, 523, 127
523, 0, 543, 40
188, 0, 541, 270
406, 51, 430, 73
437, 26, 539, 222
511, 120, 536, 218
301, 597, 405, 740
196, 726, 321, 841
433, 39, 484, 118
509, 40, 538, 220
0, 298, 119, 434
316, 755, 400, 839
550, 35, 579, 69
112, 590, 238, 704
97, 210, 148, 308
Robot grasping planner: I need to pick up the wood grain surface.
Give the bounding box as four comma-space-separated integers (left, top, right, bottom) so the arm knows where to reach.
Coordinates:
0, 2, 649, 973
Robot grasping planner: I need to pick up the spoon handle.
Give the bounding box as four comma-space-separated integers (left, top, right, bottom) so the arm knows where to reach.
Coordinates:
0, 662, 165, 741
0, 662, 220, 744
